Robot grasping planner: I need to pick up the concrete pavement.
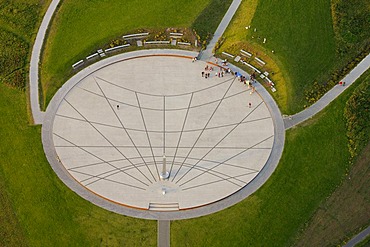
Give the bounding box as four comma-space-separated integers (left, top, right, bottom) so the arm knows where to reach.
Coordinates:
29, 0, 61, 124
200, 0, 242, 61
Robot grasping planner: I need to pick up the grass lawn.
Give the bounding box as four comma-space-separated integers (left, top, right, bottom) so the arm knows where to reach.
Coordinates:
0, 83, 157, 246
171, 67, 368, 246
293, 69, 370, 246
218, 0, 337, 114
40, 0, 233, 108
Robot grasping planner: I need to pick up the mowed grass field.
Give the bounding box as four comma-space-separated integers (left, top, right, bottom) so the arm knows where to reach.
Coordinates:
220, 0, 336, 114
0, 83, 157, 246
40, 0, 233, 108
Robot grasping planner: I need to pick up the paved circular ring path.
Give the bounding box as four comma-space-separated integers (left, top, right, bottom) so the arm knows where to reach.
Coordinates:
42, 50, 284, 220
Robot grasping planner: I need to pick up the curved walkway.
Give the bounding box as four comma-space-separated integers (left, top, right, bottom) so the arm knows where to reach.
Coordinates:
29, 0, 61, 124
284, 53, 370, 129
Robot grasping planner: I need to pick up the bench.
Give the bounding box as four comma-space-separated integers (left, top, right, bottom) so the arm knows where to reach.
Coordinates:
265, 77, 275, 86
122, 32, 149, 39
170, 32, 183, 38
240, 49, 252, 58
222, 52, 235, 58
144, 40, 171, 45
86, 53, 99, 60
255, 57, 266, 66
177, 41, 191, 46
240, 61, 261, 74
72, 60, 84, 69
234, 56, 241, 62
105, 44, 130, 53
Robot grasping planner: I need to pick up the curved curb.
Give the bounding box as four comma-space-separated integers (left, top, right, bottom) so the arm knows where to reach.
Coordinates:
29, 0, 61, 125
42, 49, 285, 220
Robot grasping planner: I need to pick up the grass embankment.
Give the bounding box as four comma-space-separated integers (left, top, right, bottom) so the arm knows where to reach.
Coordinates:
218, 0, 369, 114
41, 0, 232, 108
171, 67, 368, 246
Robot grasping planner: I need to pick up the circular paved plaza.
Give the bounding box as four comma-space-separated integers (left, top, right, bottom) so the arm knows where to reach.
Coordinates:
43, 51, 282, 218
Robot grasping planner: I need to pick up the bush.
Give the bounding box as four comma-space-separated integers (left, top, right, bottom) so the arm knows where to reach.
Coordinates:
344, 78, 370, 160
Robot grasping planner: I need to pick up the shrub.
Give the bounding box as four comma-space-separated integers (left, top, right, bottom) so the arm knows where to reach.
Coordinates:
344, 78, 370, 160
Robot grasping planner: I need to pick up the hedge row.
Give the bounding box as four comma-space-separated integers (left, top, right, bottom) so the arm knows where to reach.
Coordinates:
344, 78, 370, 161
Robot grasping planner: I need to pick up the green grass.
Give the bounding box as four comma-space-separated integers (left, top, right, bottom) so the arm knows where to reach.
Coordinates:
0, 83, 157, 246
41, 0, 219, 108
171, 68, 368, 246
191, 0, 233, 43
219, 0, 337, 114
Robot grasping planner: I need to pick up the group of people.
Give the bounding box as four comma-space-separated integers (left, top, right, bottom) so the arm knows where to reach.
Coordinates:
195, 58, 257, 95
235, 71, 256, 94
201, 65, 231, 79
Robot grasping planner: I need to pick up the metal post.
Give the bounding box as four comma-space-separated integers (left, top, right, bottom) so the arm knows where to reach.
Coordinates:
160, 154, 169, 180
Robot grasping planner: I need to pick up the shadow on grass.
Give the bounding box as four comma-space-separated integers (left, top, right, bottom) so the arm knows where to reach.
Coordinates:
191, 0, 233, 43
